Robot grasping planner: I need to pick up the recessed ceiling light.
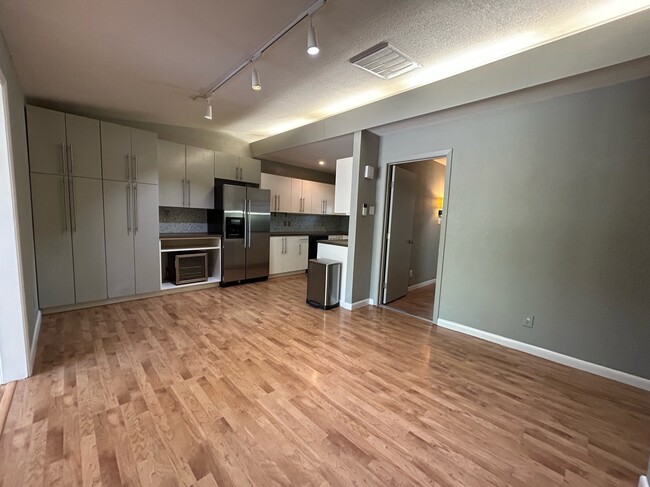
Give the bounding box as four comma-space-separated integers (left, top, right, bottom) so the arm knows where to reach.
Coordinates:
318, 160, 325, 165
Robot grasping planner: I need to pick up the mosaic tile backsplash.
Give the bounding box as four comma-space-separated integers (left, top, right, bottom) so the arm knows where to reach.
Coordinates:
270, 213, 349, 234
159, 207, 209, 234
159, 207, 349, 235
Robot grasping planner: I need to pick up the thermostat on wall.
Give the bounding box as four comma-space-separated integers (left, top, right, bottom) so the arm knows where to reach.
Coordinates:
364, 165, 375, 180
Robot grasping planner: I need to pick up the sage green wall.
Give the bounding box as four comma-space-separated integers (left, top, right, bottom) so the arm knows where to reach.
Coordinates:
376, 77, 650, 379
0, 32, 38, 346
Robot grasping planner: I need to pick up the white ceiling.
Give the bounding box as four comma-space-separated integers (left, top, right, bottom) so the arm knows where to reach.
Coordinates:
1, 0, 648, 144
263, 134, 353, 173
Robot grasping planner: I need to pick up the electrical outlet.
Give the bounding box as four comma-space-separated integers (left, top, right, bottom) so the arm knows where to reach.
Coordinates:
409, 269, 413, 278
523, 314, 534, 328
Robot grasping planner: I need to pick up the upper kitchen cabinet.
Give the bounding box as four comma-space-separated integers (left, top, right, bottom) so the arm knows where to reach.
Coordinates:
185, 145, 215, 209
311, 182, 335, 215
26, 106, 101, 178
261, 173, 292, 212
159, 141, 215, 209
101, 122, 158, 184
239, 156, 261, 184
214, 151, 239, 181
214, 152, 261, 184
158, 140, 186, 207
291, 178, 314, 214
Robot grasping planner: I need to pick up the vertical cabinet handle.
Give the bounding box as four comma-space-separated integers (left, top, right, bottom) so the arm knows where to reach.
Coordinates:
60, 143, 66, 175
125, 154, 130, 180
67, 144, 74, 176
299, 242, 301, 255
69, 177, 76, 233
181, 179, 185, 207
134, 184, 139, 233
126, 183, 131, 234
132, 155, 138, 181
61, 176, 68, 232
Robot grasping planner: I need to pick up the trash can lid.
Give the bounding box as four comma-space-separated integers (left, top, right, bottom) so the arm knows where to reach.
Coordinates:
308, 258, 342, 266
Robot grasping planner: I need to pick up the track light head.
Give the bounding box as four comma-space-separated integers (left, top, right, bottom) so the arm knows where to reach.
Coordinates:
307, 18, 319, 55
252, 66, 262, 91
204, 98, 212, 120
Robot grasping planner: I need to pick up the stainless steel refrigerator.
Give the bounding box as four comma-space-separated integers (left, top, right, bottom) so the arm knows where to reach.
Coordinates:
216, 184, 271, 285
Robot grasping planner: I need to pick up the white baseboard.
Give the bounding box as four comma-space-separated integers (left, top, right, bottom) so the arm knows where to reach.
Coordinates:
408, 278, 436, 292
340, 299, 371, 311
436, 318, 650, 392
29, 310, 42, 374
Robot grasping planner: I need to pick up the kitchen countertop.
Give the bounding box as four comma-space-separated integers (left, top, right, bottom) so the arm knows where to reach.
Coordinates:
318, 240, 349, 247
270, 231, 348, 237
160, 233, 221, 240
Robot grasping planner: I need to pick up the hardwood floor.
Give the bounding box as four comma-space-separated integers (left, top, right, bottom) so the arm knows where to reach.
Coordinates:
389, 283, 436, 320
1, 274, 649, 486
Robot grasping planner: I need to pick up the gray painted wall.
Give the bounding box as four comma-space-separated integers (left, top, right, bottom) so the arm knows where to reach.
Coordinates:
404, 159, 445, 286
0, 32, 38, 346
375, 77, 650, 379
345, 131, 379, 304
261, 159, 335, 184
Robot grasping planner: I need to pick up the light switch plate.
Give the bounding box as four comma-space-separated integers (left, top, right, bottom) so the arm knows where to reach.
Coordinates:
523, 314, 534, 328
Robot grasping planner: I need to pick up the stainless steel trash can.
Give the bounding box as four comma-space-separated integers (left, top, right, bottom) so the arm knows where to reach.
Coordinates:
307, 259, 341, 310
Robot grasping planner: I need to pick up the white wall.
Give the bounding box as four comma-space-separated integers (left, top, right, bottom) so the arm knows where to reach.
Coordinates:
0, 68, 29, 382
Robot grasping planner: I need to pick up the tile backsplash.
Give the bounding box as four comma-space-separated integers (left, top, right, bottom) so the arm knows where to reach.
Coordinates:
159, 207, 209, 234
270, 213, 349, 234
160, 206, 349, 235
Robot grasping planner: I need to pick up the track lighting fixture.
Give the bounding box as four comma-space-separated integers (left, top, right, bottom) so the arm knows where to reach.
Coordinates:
195, 0, 326, 117
204, 98, 212, 120
252, 65, 262, 91
307, 17, 319, 55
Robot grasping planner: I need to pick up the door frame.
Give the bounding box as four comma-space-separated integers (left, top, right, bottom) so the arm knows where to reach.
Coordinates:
378, 149, 453, 323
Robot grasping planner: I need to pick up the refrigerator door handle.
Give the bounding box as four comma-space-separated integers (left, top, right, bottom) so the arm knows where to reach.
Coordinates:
243, 199, 247, 247
247, 199, 252, 248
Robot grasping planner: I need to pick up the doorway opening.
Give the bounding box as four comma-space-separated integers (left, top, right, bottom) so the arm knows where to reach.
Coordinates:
381, 154, 449, 322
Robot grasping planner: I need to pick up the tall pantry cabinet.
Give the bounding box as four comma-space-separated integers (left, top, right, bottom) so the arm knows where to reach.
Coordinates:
27, 106, 160, 309
27, 106, 107, 308
101, 122, 160, 298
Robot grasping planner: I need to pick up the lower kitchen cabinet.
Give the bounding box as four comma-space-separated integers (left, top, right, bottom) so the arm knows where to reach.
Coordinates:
104, 180, 160, 298
31, 173, 107, 308
269, 236, 309, 275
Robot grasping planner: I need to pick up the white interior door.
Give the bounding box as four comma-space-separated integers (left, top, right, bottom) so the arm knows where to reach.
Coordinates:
383, 166, 416, 304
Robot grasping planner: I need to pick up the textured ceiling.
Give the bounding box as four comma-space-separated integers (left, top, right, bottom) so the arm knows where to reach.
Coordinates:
0, 0, 648, 144
264, 134, 353, 173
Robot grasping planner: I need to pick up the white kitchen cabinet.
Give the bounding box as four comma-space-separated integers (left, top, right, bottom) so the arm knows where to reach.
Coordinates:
31, 172, 107, 307
104, 180, 160, 298
214, 151, 240, 181
131, 129, 159, 185
291, 179, 314, 214
101, 122, 158, 184
158, 140, 186, 207
30, 173, 75, 308
26, 106, 101, 179
311, 182, 336, 215
269, 235, 309, 275
335, 157, 353, 215
185, 146, 215, 209
159, 142, 214, 209
133, 183, 161, 294
261, 173, 292, 212
70, 176, 108, 303
239, 156, 261, 184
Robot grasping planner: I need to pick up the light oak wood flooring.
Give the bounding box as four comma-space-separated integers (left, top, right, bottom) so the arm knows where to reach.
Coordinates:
389, 283, 436, 321
1, 275, 649, 486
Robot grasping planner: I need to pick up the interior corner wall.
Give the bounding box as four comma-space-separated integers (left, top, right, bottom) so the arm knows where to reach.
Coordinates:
404, 160, 445, 286
261, 159, 335, 184
375, 76, 650, 380
345, 130, 379, 304
0, 31, 36, 378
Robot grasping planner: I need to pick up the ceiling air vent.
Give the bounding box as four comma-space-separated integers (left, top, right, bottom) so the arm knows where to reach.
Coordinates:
350, 42, 421, 79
